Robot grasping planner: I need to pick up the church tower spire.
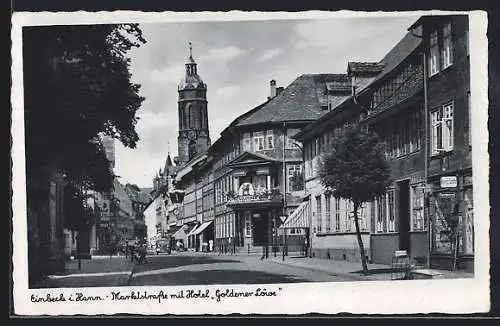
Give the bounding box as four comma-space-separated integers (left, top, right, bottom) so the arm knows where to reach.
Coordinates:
177, 42, 211, 166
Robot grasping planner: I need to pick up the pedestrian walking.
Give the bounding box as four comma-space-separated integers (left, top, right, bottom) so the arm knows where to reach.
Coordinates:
136, 244, 148, 264
129, 244, 135, 262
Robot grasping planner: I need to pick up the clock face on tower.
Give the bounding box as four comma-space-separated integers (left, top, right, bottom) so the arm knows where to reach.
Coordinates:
188, 130, 197, 140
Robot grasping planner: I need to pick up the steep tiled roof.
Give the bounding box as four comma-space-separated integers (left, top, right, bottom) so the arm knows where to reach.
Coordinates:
347, 62, 385, 74
359, 30, 422, 93
294, 28, 422, 141
236, 74, 343, 126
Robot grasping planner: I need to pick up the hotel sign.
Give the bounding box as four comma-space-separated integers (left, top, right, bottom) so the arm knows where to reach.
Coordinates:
440, 176, 457, 188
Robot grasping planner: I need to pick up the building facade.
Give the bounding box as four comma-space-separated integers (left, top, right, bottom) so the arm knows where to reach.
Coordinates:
409, 15, 473, 271
292, 14, 473, 271
209, 75, 345, 254
174, 153, 214, 251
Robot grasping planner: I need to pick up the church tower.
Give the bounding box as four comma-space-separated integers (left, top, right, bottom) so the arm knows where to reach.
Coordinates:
177, 42, 211, 166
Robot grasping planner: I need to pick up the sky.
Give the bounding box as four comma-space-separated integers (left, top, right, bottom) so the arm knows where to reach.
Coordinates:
114, 13, 422, 189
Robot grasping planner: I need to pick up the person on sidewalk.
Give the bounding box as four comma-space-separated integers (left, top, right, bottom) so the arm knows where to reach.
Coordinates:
129, 244, 135, 262
136, 244, 148, 265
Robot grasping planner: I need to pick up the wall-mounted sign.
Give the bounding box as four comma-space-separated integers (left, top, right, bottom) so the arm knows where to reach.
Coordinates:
440, 176, 457, 188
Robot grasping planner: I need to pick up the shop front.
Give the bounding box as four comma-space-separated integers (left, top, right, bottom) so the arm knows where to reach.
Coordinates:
191, 220, 214, 252
429, 172, 474, 271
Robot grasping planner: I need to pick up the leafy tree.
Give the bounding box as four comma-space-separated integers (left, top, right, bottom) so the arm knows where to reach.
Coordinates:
23, 24, 146, 223
319, 126, 391, 274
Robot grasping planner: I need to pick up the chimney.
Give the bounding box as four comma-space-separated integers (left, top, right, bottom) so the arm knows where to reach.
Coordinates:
270, 79, 277, 98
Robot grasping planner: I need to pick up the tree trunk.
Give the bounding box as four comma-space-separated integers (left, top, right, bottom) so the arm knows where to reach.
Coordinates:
353, 202, 368, 275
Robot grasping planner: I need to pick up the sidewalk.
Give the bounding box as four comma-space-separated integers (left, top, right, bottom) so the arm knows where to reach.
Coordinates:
262, 256, 474, 281
33, 256, 135, 288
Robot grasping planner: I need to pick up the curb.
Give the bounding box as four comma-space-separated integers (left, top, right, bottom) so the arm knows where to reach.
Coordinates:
264, 259, 368, 281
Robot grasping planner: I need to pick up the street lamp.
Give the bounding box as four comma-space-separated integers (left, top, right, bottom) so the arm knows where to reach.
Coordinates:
167, 185, 185, 204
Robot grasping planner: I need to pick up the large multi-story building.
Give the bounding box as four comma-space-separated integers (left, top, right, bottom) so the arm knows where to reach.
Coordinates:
210, 75, 352, 254
291, 14, 473, 271
170, 69, 352, 253
408, 15, 473, 271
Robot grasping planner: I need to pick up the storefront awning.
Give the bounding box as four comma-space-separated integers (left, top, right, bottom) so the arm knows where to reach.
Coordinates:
192, 221, 213, 236
173, 226, 187, 239
187, 224, 200, 237
280, 201, 309, 229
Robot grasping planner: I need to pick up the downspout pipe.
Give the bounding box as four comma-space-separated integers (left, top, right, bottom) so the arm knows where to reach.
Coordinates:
422, 51, 431, 268
410, 29, 431, 268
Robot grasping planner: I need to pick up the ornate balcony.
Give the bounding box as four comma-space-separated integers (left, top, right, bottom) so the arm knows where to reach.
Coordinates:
226, 185, 283, 209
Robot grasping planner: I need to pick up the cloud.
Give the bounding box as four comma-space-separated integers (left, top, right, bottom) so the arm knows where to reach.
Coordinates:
116, 16, 422, 189
214, 85, 243, 102
198, 46, 245, 63
293, 16, 419, 53
256, 48, 284, 62
136, 111, 175, 132
148, 64, 185, 86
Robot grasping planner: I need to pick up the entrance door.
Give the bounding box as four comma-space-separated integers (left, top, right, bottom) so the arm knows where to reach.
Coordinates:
398, 180, 411, 254
251, 212, 268, 246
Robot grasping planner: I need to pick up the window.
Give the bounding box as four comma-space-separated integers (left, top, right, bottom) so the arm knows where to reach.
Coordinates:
376, 196, 386, 233
253, 131, 265, 151
431, 102, 454, 155
429, 30, 439, 76
325, 193, 331, 232
242, 133, 251, 151
346, 200, 352, 232
442, 22, 453, 69
266, 130, 274, 149
287, 164, 303, 192
387, 191, 395, 232
316, 196, 322, 232
245, 213, 252, 237
359, 204, 367, 231
225, 215, 229, 238
230, 214, 234, 237
335, 198, 341, 231
411, 184, 425, 231
286, 129, 300, 149
305, 142, 313, 179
